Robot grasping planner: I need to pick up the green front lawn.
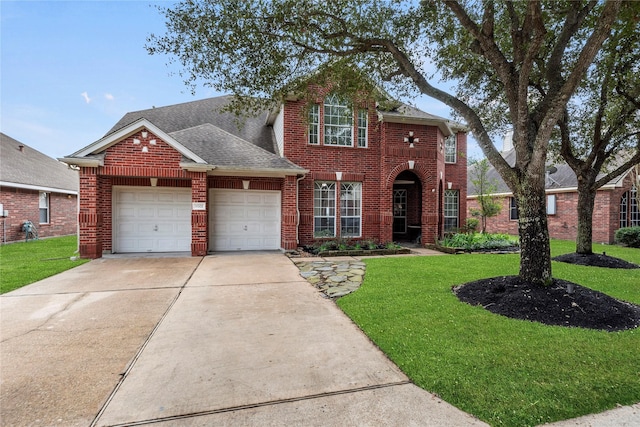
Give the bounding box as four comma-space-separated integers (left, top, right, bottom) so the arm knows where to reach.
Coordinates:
338, 241, 640, 427
0, 235, 89, 294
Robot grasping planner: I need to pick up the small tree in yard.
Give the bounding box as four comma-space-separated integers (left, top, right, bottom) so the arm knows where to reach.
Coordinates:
469, 158, 502, 234
147, 0, 625, 286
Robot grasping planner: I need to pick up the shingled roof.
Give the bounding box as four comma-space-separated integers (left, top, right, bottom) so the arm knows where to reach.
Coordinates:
106, 95, 277, 154
64, 95, 305, 174
467, 148, 631, 196
0, 133, 78, 194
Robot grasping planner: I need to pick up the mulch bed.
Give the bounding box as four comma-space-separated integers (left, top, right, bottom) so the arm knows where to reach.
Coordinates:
553, 252, 639, 269
453, 276, 640, 332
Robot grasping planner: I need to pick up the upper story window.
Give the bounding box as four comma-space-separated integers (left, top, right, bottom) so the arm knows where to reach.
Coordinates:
357, 110, 368, 148
324, 95, 353, 146
308, 94, 368, 148
308, 104, 320, 145
445, 135, 457, 163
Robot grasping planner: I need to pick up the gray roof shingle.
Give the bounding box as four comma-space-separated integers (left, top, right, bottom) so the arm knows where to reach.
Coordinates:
0, 133, 78, 193
107, 95, 277, 154
170, 124, 303, 171
467, 148, 630, 196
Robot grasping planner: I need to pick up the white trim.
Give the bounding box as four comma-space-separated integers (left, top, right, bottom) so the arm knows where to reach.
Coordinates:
467, 183, 622, 199
208, 166, 308, 178
0, 181, 78, 195
58, 157, 103, 167
71, 118, 208, 164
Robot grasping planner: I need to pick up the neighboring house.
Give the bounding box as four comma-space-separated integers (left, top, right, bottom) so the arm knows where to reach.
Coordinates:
0, 133, 78, 243
467, 134, 639, 243
61, 90, 467, 258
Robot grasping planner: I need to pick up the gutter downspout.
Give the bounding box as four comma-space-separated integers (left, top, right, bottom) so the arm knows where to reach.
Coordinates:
296, 174, 306, 245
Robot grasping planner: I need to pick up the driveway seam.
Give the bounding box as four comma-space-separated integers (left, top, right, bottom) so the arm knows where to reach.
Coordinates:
101, 380, 413, 427
89, 256, 206, 427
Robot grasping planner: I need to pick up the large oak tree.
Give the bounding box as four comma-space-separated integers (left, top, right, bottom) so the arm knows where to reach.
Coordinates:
148, 0, 624, 285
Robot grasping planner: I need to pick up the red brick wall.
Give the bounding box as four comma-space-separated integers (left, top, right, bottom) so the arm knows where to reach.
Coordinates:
467, 180, 634, 244
0, 186, 77, 243
281, 92, 466, 247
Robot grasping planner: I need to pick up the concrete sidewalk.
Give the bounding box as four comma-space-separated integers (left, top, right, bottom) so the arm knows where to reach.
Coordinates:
1, 252, 485, 426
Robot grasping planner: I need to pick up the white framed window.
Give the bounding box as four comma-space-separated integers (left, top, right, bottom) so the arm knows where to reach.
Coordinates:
308, 104, 320, 145
547, 194, 557, 215
314, 182, 336, 237
340, 182, 362, 237
444, 190, 459, 232
620, 185, 639, 228
357, 109, 368, 148
39, 192, 49, 224
324, 94, 353, 146
445, 135, 457, 163
509, 197, 519, 221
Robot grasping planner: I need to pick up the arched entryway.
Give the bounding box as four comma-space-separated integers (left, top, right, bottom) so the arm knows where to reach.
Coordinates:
393, 170, 423, 243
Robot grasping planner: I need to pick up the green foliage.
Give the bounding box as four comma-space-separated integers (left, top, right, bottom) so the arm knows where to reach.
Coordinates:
0, 236, 89, 294
338, 242, 640, 427
306, 239, 400, 254
615, 227, 640, 248
440, 233, 518, 252
464, 217, 479, 233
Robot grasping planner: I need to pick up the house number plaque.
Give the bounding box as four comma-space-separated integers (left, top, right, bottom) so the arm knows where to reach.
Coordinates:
192, 202, 206, 211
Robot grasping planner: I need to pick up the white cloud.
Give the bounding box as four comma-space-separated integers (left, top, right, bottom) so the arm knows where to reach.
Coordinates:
81, 91, 91, 104
104, 93, 114, 101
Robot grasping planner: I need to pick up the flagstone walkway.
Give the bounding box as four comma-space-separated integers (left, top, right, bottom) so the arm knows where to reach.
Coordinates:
292, 259, 367, 298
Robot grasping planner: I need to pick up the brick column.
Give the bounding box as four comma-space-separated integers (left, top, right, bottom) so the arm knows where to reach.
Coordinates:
191, 173, 208, 256
281, 175, 298, 250
78, 167, 102, 258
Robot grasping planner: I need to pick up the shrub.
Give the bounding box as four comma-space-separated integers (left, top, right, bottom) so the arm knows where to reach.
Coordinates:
439, 233, 519, 251
615, 227, 640, 248
465, 217, 480, 234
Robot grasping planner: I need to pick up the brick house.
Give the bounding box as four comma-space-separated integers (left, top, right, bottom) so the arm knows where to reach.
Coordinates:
0, 133, 78, 243
467, 145, 640, 244
61, 92, 467, 258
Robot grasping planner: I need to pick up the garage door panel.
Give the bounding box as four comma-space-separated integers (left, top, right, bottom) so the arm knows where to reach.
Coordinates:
209, 189, 281, 251
114, 186, 191, 253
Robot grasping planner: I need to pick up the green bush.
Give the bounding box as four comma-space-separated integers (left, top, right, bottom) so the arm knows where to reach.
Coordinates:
465, 217, 479, 233
439, 233, 519, 251
615, 226, 640, 248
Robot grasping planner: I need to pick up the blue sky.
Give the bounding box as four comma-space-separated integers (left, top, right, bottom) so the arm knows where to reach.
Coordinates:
1, 0, 481, 160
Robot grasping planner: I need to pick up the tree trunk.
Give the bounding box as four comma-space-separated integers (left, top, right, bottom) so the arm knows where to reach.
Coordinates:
516, 182, 552, 286
576, 181, 597, 255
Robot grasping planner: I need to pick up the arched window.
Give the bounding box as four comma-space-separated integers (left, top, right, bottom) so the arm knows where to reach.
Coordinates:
620, 185, 639, 228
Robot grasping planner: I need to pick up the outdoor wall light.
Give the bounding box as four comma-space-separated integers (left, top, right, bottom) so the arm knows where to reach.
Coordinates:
403, 131, 419, 148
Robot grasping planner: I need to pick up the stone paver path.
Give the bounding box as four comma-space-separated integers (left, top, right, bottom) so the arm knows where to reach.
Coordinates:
293, 259, 367, 298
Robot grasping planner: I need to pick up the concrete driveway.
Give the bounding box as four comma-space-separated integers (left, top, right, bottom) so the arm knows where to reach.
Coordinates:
1, 252, 486, 426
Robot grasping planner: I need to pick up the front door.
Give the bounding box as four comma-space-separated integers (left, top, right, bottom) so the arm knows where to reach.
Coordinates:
393, 189, 407, 234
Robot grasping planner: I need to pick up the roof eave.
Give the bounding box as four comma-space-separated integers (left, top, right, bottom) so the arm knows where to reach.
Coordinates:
379, 113, 455, 136
58, 157, 103, 168
209, 166, 308, 178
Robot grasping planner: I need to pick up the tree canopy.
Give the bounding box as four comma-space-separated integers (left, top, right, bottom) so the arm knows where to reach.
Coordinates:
148, 0, 626, 285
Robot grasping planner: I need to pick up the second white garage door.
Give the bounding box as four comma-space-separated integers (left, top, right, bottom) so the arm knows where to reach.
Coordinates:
209, 189, 281, 251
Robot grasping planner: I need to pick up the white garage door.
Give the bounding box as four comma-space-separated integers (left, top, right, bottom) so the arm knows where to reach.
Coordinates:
209, 189, 281, 251
113, 186, 191, 253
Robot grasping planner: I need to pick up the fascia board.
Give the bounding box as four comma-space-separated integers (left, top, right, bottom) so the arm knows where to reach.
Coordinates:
0, 181, 78, 195
209, 166, 309, 178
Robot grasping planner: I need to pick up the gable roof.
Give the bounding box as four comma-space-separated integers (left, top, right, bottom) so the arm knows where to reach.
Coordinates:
0, 133, 78, 194
62, 96, 306, 176
467, 148, 635, 196
378, 103, 465, 136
